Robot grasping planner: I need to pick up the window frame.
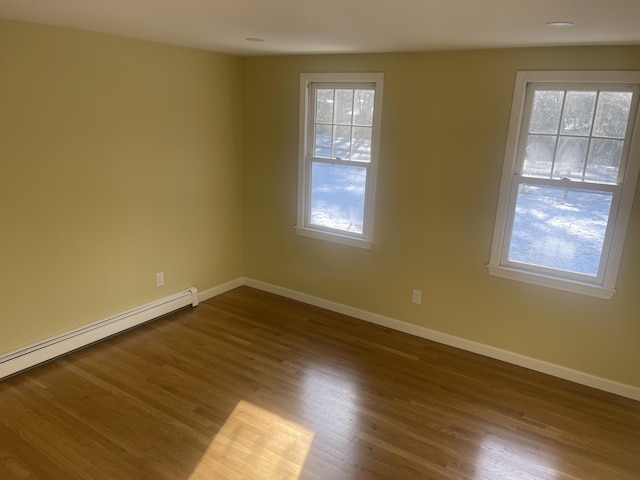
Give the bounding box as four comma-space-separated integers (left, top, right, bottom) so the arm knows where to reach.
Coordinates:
488, 71, 640, 299
295, 72, 384, 249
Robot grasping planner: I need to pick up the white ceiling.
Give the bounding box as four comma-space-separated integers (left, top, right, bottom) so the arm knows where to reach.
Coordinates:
2, 0, 640, 56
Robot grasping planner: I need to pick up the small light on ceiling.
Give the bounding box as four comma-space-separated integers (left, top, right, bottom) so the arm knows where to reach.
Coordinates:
545, 21, 574, 27
246, 37, 265, 42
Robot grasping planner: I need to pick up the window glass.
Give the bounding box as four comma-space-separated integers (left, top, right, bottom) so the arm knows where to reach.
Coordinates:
560, 91, 596, 136
352, 126, 372, 161
552, 137, 589, 180
315, 89, 334, 124
593, 92, 632, 138
310, 163, 366, 234
529, 90, 563, 134
523, 135, 556, 177
353, 90, 375, 126
585, 139, 623, 184
508, 184, 613, 276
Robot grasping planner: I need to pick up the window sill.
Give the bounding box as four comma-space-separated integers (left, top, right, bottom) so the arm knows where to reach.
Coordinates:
487, 265, 615, 299
295, 226, 372, 249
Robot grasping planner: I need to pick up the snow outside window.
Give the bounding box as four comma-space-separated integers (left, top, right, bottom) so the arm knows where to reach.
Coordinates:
296, 73, 384, 248
488, 71, 640, 299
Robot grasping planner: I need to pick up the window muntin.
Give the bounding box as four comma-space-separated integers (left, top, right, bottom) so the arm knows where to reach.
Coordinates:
489, 72, 640, 298
296, 73, 383, 248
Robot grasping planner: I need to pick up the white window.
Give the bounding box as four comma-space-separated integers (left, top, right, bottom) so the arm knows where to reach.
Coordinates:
489, 71, 640, 299
296, 73, 384, 249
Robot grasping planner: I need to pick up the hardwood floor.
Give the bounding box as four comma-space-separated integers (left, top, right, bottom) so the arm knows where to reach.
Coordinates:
1, 286, 639, 479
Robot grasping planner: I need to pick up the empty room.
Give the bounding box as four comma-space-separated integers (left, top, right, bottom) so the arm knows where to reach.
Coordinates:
1, 1, 639, 479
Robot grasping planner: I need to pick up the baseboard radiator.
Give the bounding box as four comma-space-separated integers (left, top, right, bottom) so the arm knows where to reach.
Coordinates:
0, 287, 199, 380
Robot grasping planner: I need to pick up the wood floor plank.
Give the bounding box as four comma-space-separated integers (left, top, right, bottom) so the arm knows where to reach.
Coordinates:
1, 286, 639, 479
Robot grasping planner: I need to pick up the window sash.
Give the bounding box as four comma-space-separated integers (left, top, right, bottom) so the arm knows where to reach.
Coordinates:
307, 84, 376, 163
303, 157, 372, 236
516, 83, 639, 185
500, 175, 622, 285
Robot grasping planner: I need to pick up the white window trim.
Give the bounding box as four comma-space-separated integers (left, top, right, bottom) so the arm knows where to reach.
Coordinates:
488, 71, 640, 299
296, 72, 384, 249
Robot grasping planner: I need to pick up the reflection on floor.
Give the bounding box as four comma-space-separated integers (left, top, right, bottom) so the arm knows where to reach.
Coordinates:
475, 436, 556, 480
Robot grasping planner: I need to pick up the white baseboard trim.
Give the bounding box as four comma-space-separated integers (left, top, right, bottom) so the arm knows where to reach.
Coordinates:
0, 287, 200, 380
243, 278, 640, 402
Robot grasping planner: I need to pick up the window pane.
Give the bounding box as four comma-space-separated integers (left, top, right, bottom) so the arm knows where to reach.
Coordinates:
314, 124, 332, 158
593, 91, 633, 139
552, 137, 588, 180
523, 135, 556, 177
508, 184, 613, 276
315, 89, 334, 124
529, 90, 564, 134
585, 138, 623, 184
310, 162, 366, 234
353, 90, 375, 126
334, 89, 354, 125
333, 125, 351, 159
560, 91, 596, 136
351, 126, 372, 161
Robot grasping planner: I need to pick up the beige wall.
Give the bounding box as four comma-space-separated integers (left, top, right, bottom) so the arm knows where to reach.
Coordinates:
242, 48, 640, 388
0, 20, 244, 353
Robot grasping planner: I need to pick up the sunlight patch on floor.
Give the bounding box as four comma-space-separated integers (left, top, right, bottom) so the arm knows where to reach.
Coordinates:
190, 400, 314, 480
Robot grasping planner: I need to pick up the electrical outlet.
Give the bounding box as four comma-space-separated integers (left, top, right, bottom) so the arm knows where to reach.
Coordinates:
156, 272, 165, 287
412, 289, 422, 304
